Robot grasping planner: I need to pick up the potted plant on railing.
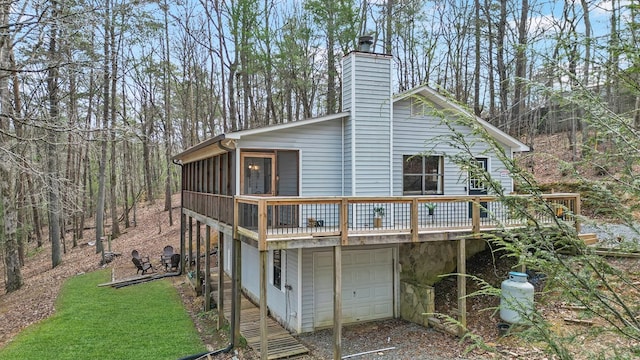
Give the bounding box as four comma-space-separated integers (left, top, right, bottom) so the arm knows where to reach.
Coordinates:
373, 206, 385, 228
425, 203, 437, 216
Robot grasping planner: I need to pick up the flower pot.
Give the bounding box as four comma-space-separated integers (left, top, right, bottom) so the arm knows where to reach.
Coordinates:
373, 217, 383, 228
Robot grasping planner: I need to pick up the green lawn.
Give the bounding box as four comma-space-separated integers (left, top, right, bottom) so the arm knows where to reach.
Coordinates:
0, 270, 206, 360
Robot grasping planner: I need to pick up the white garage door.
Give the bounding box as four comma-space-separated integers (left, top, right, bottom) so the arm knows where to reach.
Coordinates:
313, 248, 394, 328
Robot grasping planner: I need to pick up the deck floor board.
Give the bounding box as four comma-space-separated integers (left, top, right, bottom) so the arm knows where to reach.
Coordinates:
212, 275, 309, 359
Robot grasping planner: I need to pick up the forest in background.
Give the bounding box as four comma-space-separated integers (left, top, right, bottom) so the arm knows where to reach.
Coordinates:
1, 0, 639, 292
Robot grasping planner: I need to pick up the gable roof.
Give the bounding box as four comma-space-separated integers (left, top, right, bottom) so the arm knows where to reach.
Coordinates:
394, 85, 530, 152
173, 112, 349, 163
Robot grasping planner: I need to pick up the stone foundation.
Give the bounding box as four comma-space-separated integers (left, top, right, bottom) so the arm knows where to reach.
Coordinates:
400, 281, 434, 327
399, 239, 486, 286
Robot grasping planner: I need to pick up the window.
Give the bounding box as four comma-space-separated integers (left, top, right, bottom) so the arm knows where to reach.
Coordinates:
403, 155, 444, 195
273, 249, 283, 290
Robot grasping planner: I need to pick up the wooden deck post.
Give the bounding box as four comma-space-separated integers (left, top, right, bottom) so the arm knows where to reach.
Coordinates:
340, 199, 348, 245
232, 235, 241, 347
457, 238, 467, 337
260, 250, 268, 360
258, 199, 267, 251
574, 194, 581, 233
180, 212, 186, 274
205, 225, 211, 311
471, 198, 480, 234
411, 198, 419, 242
217, 231, 225, 330
333, 245, 342, 360
196, 221, 202, 295
188, 216, 193, 271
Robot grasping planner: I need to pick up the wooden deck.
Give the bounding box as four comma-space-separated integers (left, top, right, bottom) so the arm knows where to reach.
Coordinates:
212, 275, 309, 359
183, 192, 582, 251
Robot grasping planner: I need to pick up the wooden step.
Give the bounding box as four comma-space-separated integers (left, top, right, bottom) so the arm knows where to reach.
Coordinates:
579, 233, 598, 246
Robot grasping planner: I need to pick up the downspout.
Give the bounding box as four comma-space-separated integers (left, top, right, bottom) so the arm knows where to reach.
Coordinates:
177, 341, 233, 360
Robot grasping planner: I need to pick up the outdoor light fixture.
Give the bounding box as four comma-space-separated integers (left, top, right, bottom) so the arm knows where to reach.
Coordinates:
248, 163, 260, 171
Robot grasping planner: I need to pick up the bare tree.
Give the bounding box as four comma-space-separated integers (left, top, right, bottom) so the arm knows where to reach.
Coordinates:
47, 0, 62, 267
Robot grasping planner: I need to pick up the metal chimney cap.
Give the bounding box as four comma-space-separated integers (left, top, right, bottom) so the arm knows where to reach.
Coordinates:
358, 35, 374, 52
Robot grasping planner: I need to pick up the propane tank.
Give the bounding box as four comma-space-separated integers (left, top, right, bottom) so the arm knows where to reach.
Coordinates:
500, 271, 535, 324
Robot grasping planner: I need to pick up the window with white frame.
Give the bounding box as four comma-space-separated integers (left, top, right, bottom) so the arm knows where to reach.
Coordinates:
403, 155, 444, 195
272, 249, 284, 290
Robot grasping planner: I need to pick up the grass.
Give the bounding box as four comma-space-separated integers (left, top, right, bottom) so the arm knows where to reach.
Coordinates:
0, 270, 207, 360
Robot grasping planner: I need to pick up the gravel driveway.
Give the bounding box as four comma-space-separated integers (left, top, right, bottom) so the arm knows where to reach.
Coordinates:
295, 319, 481, 360
581, 222, 640, 247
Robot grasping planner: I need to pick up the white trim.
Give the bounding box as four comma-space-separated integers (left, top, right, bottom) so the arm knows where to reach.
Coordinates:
298, 149, 303, 196
234, 147, 241, 195
341, 117, 345, 196
393, 245, 399, 317
468, 156, 490, 195
350, 52, 357, 196
388, 59, 394, 196
274, 249, 286, 293
225, 112, 349, 140
296, 248, 303, 333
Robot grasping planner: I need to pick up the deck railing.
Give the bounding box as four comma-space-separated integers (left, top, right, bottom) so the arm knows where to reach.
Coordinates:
182, 191, 234, 225
182, 191, 580, 250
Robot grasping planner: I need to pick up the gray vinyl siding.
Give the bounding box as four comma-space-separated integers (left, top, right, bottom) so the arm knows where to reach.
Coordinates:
347, 53, 392, 196
344, 117, 352, 196
238, 120, 343, 196
342, 56, 352, 112
300, 247, 315, 333
238, 245, 300, 332
342, 57, 353, 196
241, 242, 259, 297
284, 249, 299, 332
392, 98, 514, 195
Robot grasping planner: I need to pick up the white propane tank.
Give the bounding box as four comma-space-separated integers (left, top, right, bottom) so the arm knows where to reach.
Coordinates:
500, 271, 535, 324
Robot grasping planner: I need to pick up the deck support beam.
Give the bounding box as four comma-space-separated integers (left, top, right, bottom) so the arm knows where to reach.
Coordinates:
188, 216, 193, 271
196, 221, 202, 295
231, 235, 241, 347
205, 225, 212, 311
333, 245, 342, 360
180, 211, 186, 274
260, 250, 268, 360
217, 231, 225, 329
457, 238, 467, 337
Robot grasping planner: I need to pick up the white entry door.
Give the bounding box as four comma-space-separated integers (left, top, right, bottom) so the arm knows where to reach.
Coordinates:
313, 248, 394, 328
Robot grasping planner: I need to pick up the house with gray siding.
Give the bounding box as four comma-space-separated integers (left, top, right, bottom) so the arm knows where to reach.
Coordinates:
173, 43, 580, 359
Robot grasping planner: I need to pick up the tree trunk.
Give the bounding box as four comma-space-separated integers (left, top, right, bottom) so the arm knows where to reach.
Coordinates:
163, 0, 173, 226
473, 0, 481, 116
385, 0, 393, 55
511, 0, 528, 136
1, 169, 22, 292
496, 0, 509, 131
48, 1, 62, 268
96, 0, 112, 254
0, 0, 22, 291
109, 11, 120, 239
